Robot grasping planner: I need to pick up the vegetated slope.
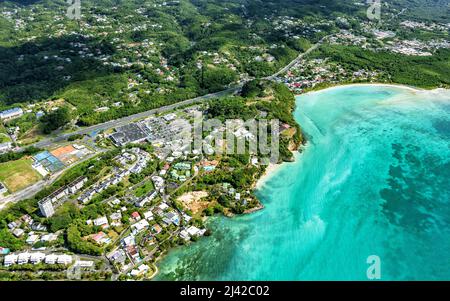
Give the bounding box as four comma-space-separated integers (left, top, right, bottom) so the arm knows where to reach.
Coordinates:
390, 0, 450, 21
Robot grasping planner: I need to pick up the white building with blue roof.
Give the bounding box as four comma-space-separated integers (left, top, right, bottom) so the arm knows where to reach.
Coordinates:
0, 107, 23, 121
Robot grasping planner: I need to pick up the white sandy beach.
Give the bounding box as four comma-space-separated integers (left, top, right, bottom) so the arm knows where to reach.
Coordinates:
255, 163, 282, 189
295, 82, 447, 98
255, 151, 305, 190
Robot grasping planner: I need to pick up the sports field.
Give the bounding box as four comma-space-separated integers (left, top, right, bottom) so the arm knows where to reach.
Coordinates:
0, 158, 42, 193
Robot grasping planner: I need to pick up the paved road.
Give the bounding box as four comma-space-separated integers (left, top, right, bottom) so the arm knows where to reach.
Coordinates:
30, 86, 242, 150
265, 35, 330, 80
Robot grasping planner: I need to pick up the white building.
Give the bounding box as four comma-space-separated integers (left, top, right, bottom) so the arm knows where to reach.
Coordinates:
53, 188, 68, 200
186, 226, 205, 237
143, 211, 153, 220
57, 255, 73, 265
12, 228, 24, 238
44, 254, 58, 264
158, 202, 169, 211
4, 254, 18, 266
0, 142, 12, 153
131, 219, 149, 233
110, 212, 122, 221
41, 233, 58, 242
26, 233, 40, 245
38, 198, 55, 218
0, 108, 23, 121
180, 230, 190, 241
135, 198, 148, 208
163, 113, 176, 121
122, 235, 135, 247
93, 216, 109, 227
182, 213, 192, 223
32, 162, 49, 177
30, 252, 46, 264
18, 253, 31, 264
130, 262, 150, 277
75, 260, 94, 268
68, 177, 87, 194
151, 176, 165, 188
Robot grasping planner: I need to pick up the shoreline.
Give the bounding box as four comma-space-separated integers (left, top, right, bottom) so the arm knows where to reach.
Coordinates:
254, 162, 285, 190
244, 162, 288, 214
252, 81, 447, 212
253, 149, 305, 195
294, 82, 450, 98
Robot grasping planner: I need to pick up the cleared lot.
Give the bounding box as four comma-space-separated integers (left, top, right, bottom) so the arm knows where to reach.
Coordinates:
0, 158, 42, 193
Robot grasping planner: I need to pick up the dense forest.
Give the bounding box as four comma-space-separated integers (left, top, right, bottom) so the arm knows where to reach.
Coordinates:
314, 45, 450, 88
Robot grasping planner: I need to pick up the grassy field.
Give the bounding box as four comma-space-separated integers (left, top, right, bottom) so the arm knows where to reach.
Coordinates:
0, 124, 7, 134
0, 158, 42, 193
0, 124, 10, 143
0, 133, 11, 143
135, 181, 155, 198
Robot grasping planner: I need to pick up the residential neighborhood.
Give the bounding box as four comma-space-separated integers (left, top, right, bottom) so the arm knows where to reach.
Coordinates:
0, 102, 265, 280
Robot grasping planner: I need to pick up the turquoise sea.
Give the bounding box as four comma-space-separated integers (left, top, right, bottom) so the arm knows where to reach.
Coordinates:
156, 85, 450, 280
